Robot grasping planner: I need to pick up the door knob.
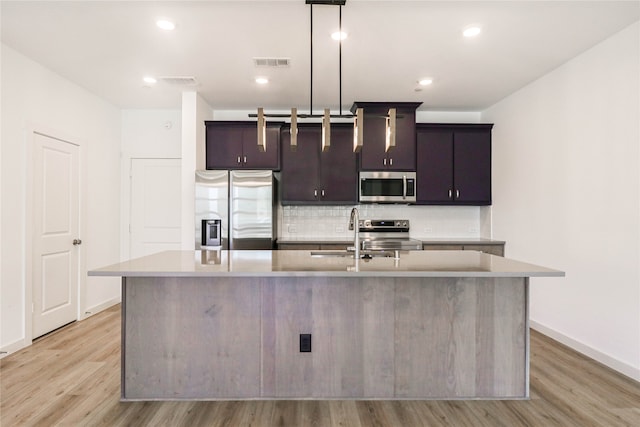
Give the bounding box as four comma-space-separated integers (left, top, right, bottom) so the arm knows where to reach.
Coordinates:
72, 239, 82, 246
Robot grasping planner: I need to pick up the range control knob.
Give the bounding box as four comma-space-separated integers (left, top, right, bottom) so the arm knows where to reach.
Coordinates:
402, 221, 408, 228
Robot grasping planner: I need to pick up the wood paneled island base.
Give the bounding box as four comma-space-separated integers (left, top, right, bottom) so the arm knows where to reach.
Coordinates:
123, 276, 527, 400
89, 250, 563, 401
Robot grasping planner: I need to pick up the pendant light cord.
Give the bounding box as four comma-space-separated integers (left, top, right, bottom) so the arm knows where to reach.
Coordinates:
339, 4, 342, 116
310, 4, 313, 116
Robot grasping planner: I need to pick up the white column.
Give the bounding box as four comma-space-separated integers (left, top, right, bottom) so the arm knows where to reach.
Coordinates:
181, 92, 213, 249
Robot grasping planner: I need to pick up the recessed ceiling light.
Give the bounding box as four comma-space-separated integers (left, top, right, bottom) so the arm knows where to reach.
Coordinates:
143, 76, 157, 85
255, 77, 269, 85
418, 78, 433, 86
463, 26, 481, 38
156, 19, 175, 31
331, 31, 348, 41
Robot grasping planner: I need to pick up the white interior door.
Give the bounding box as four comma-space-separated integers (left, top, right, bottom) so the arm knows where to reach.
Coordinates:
32, 133, 80, 338
130, 158, 182, 259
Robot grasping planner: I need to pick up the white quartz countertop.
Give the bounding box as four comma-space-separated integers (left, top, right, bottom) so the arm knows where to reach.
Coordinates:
89, 250, 564, 278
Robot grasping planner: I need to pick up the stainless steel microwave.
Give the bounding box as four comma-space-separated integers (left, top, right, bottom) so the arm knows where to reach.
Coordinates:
359, 171, 416, 203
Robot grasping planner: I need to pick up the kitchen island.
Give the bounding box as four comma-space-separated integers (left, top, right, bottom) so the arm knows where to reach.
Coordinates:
89, 250, 563, 401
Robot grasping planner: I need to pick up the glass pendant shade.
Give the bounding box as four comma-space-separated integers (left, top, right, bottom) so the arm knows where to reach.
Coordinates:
290, 108, 298, 151
353, 108, 363, 152
321, 109, 331, 152
257, 107, 266, 152
385, 108, 396, 152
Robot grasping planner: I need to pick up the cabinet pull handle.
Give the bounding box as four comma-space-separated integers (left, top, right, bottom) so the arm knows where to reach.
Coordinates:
456, 189, 460, 199
237, 156, 241, 163
244, 156, 247, 163
383, 158, 387, 166
321, 189, 325, 197
448, 189, 452, 199
390, 158, 393, 166
314, 189, 318, 197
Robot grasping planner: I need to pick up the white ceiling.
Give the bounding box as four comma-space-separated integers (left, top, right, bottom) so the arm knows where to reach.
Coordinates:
2, 1, 638, 112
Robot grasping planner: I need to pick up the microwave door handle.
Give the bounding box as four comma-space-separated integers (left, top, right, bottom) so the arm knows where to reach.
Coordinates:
402, 175, 407, 200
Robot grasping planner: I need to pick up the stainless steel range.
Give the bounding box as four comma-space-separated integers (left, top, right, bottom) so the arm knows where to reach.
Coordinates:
358, 219, 423, 251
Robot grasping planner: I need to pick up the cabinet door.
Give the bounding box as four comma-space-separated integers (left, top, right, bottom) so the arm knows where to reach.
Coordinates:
386, 110, 416, 170
359, 113, 388, 170
453, 130, 491, 204
416, 129, 454, 203
281, 126, 320, 203
242, 125, 280, 169
319, 125, 358, 204
206, 125, 245, 169
357, 104, 419, 171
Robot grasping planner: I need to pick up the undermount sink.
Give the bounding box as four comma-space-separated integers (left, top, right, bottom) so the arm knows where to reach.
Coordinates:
310, 250, 397, 259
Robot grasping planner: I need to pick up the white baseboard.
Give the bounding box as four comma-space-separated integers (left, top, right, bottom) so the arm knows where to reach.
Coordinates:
0, 337, 31, 359
1, 298, 121, 359
531, 320, 640, 382
81, 297, 121, 320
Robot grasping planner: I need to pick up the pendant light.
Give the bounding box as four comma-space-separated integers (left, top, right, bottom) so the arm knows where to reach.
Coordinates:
353, 107, 363, 152
290, 107, 298, 151
385, 108, 396, 152
321, 109, 331, 151
254, 1, 356, 152
257, 107, 266, 152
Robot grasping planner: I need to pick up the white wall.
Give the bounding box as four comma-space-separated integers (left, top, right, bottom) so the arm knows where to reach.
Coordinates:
482, 22, 640, 380
0, 44, 122, 354
120, 109, 182, 260
181, 92, 213, 249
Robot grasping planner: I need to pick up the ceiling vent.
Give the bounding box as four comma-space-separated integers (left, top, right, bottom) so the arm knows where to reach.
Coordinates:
253, 57, 291, 68
158, 76, 198, 86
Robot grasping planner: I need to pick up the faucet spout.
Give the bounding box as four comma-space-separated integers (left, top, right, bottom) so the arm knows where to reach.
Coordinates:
349, 207, 360, 260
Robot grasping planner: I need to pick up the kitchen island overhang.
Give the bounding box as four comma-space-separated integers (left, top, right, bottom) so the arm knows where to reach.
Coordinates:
90, 250, 563, 401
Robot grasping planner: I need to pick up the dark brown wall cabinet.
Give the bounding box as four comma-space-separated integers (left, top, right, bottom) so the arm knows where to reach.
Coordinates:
416, 124, 493, 205
351, 102, 422, 171
280, 123, 357, 205
205, 121, 280, 170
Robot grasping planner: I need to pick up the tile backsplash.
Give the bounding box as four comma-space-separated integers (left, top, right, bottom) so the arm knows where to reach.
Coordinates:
277, 204, 483, 240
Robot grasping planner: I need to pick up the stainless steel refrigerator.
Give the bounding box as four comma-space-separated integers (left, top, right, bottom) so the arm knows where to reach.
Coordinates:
195, 170, 275, 250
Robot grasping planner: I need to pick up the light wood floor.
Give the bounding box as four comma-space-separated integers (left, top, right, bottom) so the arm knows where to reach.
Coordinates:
1, 304, 639, 426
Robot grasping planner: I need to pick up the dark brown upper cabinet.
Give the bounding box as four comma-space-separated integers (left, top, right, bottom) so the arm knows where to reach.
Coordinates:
280, 123, 357, 205
416, 123, 493, 205
205, 121, 280, 170
351, 102, 422, 171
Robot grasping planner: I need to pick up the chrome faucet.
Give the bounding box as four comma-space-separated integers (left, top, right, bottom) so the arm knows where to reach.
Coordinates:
349, 207, 360, 259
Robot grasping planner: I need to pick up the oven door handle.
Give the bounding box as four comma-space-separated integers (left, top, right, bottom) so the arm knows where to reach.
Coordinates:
402, 175, 407, 200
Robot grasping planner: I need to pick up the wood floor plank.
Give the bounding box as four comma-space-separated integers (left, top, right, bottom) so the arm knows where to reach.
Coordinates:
1, 304, 639, 426
328, 400, 362, 427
